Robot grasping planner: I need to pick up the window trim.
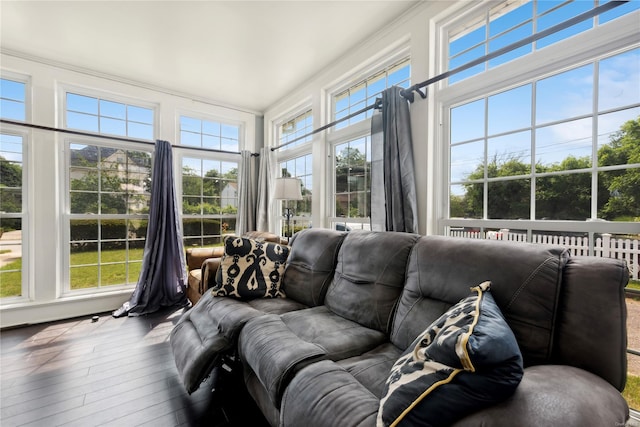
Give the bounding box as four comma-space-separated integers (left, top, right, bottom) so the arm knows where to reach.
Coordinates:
58, 83, 159, 140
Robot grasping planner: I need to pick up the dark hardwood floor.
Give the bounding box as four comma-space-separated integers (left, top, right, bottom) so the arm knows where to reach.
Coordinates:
0, 306, 270, 427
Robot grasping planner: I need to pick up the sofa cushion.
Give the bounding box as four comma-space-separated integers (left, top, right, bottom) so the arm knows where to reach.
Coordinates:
212, 236, 290, 299
239, 314, 327, 406
280, 305, 388, 361
281, 228, 347, 307
391, 235, 568, 366
325, 230, 420, 333
378, 282, 523, 427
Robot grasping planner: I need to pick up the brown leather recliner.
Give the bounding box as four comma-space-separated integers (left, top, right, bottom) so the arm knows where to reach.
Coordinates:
185, 231, 287, 305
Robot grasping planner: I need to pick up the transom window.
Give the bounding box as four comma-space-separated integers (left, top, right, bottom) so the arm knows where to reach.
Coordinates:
66, 93, 154, 140
448, 0, 640, 84
1, 78, 26, 121
333, 58, 410, 129
179, 116, 240, 152
278, 109, 312, 150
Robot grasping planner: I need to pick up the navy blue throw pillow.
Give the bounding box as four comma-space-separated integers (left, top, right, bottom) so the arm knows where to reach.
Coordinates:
377, 281, 523, 427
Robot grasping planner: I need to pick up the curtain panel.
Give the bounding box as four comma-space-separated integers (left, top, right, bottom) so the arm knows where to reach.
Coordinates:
236, 150, 257, 235
256, 147, 277, 233
113, 140, 187, 317
371, 86, 419, 233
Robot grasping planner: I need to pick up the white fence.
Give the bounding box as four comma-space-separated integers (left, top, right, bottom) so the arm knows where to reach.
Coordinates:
449, 229, 639, 281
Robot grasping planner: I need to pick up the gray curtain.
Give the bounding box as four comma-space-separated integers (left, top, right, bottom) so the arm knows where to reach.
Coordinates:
113, 140, 187, 317
371, 86, 419, 233
236, 150, 257, 235
256, 147, 276, 232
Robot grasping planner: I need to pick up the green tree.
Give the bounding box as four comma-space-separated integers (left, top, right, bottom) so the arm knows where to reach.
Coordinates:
0, 156, 22, 214
598, 117, 640, 220
536, 156, 592, 220
463, 156, 530, 219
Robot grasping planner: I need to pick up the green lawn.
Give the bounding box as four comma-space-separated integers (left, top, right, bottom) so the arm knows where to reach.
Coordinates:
628, 279, 640, 292
624, 374, 640, 410
0, 248, 146, 296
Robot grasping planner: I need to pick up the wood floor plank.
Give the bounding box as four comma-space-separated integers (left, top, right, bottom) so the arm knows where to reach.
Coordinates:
0, 308, 269, 427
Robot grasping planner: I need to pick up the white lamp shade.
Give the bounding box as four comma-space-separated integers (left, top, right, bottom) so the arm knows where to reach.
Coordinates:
274, 177, 302, 200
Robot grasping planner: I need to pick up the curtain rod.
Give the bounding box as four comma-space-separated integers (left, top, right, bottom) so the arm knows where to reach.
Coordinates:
0, 119, 260, 156
272, 0, 628, 152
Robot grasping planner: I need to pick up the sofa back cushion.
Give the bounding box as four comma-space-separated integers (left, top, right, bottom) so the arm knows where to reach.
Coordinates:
282, 229, 347, 307
391, 235, 568, 367
325, 231, 420, 333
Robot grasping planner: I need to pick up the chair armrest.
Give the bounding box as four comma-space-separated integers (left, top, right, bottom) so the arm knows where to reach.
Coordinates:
201, 258, 222, 292
185, 247, 225, 271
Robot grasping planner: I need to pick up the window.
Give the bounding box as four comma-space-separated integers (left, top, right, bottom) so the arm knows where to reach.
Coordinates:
1, 77, 27, 299
447, 0, 640, 84
279, 154, 312, 235
66, 93, 154, 140
333, 58, 410, 129
180, 116, 240, 152
68, 143, 151, 291
328, 56, 410, 230
332, 136, 371, 231
278, 109, 312, 150
449, 48, 640, 222
181, 157, 238, 248
439, 0, 639, 411
0, 133, 25, 298
1, 78, 26, 121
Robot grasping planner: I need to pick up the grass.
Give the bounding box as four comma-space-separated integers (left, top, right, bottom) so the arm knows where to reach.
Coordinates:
0, 248, 145, 296
624, 374, 640, 410
628, 279, 640, 292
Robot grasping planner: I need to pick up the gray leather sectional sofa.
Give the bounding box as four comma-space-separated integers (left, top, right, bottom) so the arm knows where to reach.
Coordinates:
170, 228, 630, 426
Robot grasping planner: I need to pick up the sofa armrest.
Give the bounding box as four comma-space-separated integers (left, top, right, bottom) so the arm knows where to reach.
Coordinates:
280, 360, 379, 427
452, 365, 629, 427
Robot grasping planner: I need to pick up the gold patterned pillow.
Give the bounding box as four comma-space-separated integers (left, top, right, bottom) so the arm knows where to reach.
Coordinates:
212, 236, 289, 299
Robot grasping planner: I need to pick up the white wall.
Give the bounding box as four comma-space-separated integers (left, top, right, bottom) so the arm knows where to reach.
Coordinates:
263, 1, 453, 236
0, 52, 258, 327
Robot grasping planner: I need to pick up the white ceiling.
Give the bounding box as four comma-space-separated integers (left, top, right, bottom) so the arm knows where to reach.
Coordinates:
0, 1, 420, 113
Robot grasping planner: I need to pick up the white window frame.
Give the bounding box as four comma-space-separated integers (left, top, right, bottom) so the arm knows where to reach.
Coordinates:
59, 86, 158, 295
0, 71, 31, 303
60, 84, 159, 140
177, 111, 244, 153
274, 105, 314, 234
434, 3, 640, 243
177, 112, 242, 247
325, 50, 411, 231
